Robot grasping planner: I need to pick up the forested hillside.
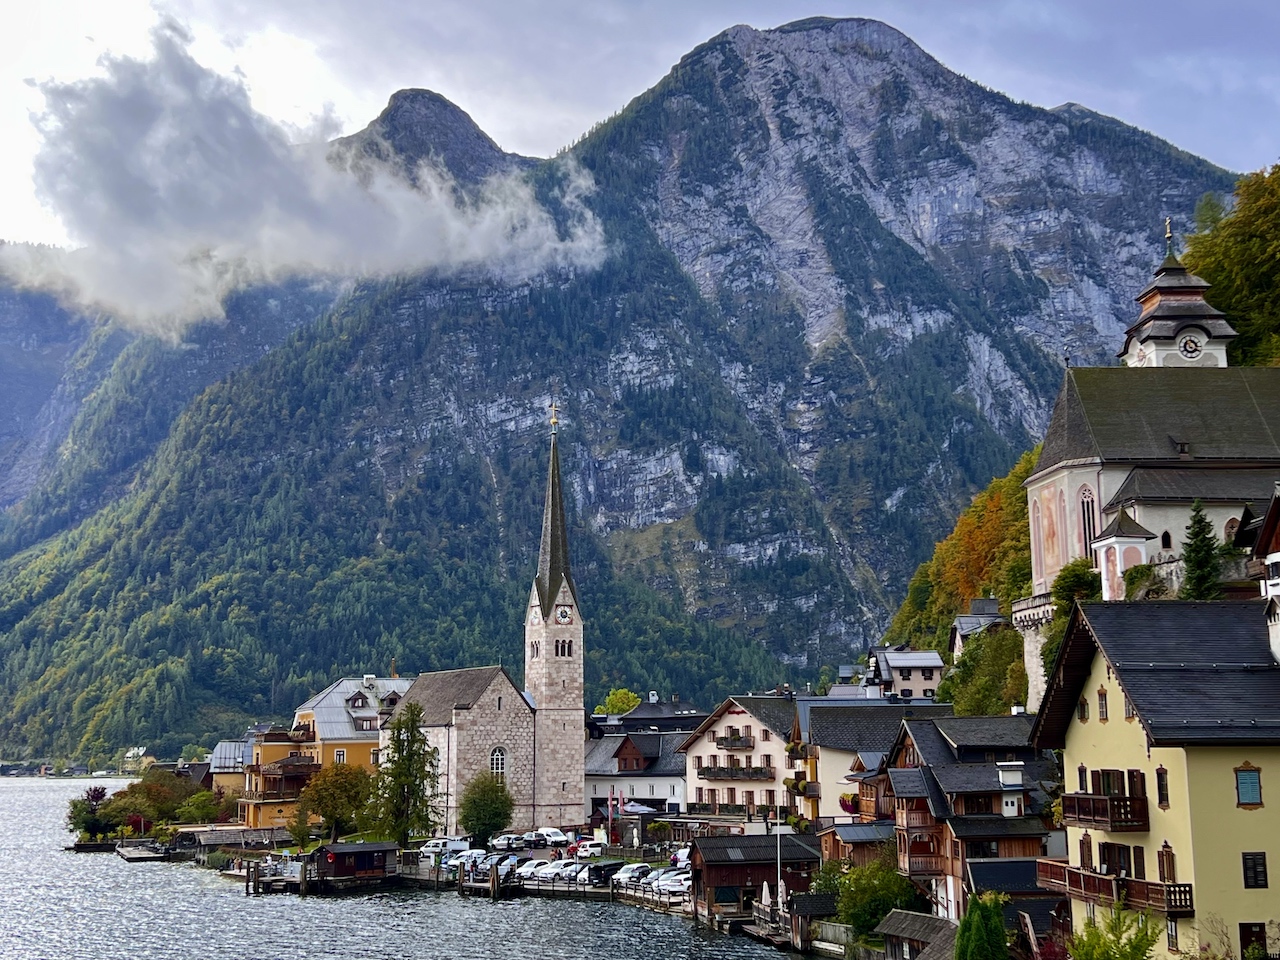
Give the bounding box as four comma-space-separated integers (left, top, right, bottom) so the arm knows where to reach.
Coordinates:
0, 17, 1243, 759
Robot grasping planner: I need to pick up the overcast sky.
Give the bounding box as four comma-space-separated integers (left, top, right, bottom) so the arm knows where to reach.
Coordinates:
4, 0, 1278, 247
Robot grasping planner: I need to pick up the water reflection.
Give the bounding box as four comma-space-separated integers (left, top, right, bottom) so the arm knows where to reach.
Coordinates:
0, 779, 783, 960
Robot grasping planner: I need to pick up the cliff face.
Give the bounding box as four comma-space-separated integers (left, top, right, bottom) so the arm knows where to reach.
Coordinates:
0, 18, 1238, 756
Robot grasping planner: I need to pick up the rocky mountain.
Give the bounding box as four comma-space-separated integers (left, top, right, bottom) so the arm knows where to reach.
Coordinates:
0, 18, 1237, 758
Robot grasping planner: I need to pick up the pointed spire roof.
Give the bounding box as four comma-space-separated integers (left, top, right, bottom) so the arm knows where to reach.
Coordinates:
535, 420, 575, 616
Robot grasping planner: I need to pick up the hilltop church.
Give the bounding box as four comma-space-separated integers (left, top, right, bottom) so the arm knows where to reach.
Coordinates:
1014, 242, 1280, 708
385, 412, 585, 834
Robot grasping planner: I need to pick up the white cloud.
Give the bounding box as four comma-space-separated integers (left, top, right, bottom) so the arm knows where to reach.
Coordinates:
0, 17, 605, 338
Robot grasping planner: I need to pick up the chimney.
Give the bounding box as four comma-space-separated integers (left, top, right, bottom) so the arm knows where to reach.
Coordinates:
648, 690, 659, 704
672, 693, 679, 703
363, 674, 376, 685
1010, 705, 1026, 716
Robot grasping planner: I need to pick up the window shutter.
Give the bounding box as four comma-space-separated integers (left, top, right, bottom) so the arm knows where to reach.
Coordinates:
1133, 845, 1145, 880
1091, 770, 1102, 795
1237, 768, 1263, 806
1128, 769, 1146, 798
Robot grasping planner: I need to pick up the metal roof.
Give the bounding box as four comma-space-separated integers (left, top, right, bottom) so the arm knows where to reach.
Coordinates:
1106, 466, 1280, 510
295, 676, 414, 741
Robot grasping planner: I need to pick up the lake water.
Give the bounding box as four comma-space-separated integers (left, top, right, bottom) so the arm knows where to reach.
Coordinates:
0, 778, 784, 960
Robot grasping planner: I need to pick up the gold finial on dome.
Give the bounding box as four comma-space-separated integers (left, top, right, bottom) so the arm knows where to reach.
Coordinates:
1165, 216, 1173, 256
549, 399, 559, 434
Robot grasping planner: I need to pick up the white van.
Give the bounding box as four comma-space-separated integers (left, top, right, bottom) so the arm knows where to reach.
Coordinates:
537, 827, 569, 847
418, 837, 470, 864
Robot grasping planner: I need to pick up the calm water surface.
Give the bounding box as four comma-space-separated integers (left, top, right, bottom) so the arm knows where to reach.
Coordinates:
0, 778, 783, 960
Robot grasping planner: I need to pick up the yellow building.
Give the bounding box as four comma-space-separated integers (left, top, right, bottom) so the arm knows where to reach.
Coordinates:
238, 675, 412, 828
1032, 599, 1280, 959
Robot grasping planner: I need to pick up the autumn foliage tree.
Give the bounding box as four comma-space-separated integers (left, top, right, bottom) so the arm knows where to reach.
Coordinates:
291, 763, 373, 843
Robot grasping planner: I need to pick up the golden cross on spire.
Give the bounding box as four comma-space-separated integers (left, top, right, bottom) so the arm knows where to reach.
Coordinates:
549, 399, 559, 433
1165, 216, 1174, 256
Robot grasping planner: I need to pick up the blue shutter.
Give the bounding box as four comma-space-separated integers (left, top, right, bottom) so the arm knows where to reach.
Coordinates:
1236, 769, 1262, 806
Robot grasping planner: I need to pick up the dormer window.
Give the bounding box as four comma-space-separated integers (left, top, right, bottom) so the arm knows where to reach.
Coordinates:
384, 695, 399, 708
350, 694, 368, 709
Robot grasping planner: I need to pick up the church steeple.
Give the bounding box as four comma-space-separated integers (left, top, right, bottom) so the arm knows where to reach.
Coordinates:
535, 409, 575, 617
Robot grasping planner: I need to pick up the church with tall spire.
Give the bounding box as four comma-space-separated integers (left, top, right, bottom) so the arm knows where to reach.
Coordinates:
523, 404, 586, 827
385, 406, 585, 834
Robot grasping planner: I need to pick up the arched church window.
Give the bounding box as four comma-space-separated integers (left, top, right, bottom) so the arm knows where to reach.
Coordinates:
1161, 531, 1172, 550
490, 747, 506, 784
1079, 488, 1097, 559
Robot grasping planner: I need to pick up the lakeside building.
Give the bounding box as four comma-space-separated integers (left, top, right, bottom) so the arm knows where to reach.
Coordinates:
584, 730, 688, 823
884, 714, 1061, 925
1032, 600, 1280, 960
677, 695, 798, 823
1014, 252, 1280, 709
383, 417, 586, 833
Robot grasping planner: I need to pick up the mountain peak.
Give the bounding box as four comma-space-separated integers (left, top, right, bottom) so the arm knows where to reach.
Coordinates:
333, 88, 531, 186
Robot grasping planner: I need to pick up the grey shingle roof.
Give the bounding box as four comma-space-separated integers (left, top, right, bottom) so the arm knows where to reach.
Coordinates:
807, 703, 954, 752
915, 925, 959, 960
1095, 509, 1156, 542
822, 821, 896, 844
888, 767, 928, 798
789, 892, 839, 917
694, 834, 820, 864
393, 666, 522, 727
1033, 601, 1280, 748
875, 909, 957, 943
1106, 466, 1280, 509
934, 716, 1034, 750
966, 857, 1043, 894
946, 816, 1048, 839
585, 735, 622, 775
729, 696, 798, 739
1033, 367, 1280, 478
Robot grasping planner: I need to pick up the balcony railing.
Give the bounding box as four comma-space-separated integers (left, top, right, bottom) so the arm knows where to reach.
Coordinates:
716, 735, 755, 750
240, 790, 304, 802
698, 766, 776, 781
1036, 859, 1193, 917
899, 853, 944, 876
1061, 794, 1150, 832
895, 808, 935, 828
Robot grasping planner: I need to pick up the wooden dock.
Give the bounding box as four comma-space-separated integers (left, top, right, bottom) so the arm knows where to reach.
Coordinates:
116, 845, 168, 862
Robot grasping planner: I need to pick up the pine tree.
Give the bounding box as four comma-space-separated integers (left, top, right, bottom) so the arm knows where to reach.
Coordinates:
363, 702, 441, 848
954, 893, 1010, 960
1179, 499, 1221, 600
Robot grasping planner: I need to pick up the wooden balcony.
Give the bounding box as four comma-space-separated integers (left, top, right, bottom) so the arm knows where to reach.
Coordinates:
1061, 793, 1150, 832
895, 808, 935, 828
1037, 859, 1193, 917
698, 766, 775, 781
716, 734, 755, 750
899, 852, 944, 876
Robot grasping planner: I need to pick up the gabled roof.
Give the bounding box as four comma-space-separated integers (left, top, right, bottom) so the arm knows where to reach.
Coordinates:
693, 834, 820, 864
946, 817, 1047, 839
1032, 368, 1280, 480
1032, 601, 1280, 748
393, 666, 526, 727
1106, 466, 1280, 510
209, 739, 246, 773
295, 676, 415, 741
934, 716, 1034, 750
881, 649, 945, 669
677, 695, 797, 752
805, 703, 954, 752
888, 767, 929, 798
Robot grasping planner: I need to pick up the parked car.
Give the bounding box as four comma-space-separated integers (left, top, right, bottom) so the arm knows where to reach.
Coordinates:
553, 859, 584, 881
583, 859, 627, 886
447, 849, 488, 870
638, 866, 675, 889
571, 863, 593, 883
612, 862, 651, 886
534, 861, 567, 881
655, 868, 690, 893
419, 837, 470, 859
491, 833, 525, 851
537, 827, 570, 847
664, 873, 692, 895
515, 858, 550, 880
575, 839, 607, 858
522, 831, 548, 849
494, 854, 527, 879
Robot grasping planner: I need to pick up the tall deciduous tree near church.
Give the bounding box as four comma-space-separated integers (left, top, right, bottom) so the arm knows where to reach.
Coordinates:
364, 702, 440, 847
1178, 498, 1221, 600
291, 763, 372, 844
459, 772, 514, 847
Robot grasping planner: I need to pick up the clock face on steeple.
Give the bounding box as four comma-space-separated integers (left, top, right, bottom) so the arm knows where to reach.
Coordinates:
555, 605, 573, 625
1178, 333, 1204, 359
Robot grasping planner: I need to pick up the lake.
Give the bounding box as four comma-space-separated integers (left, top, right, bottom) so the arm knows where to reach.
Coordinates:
0, 777, 785, 960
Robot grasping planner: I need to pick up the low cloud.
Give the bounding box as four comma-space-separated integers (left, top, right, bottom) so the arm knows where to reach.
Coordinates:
0, 18, 605, 338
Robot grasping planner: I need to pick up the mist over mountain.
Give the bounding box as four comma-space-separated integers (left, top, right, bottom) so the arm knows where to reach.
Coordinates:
0, 17, 1236, 758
